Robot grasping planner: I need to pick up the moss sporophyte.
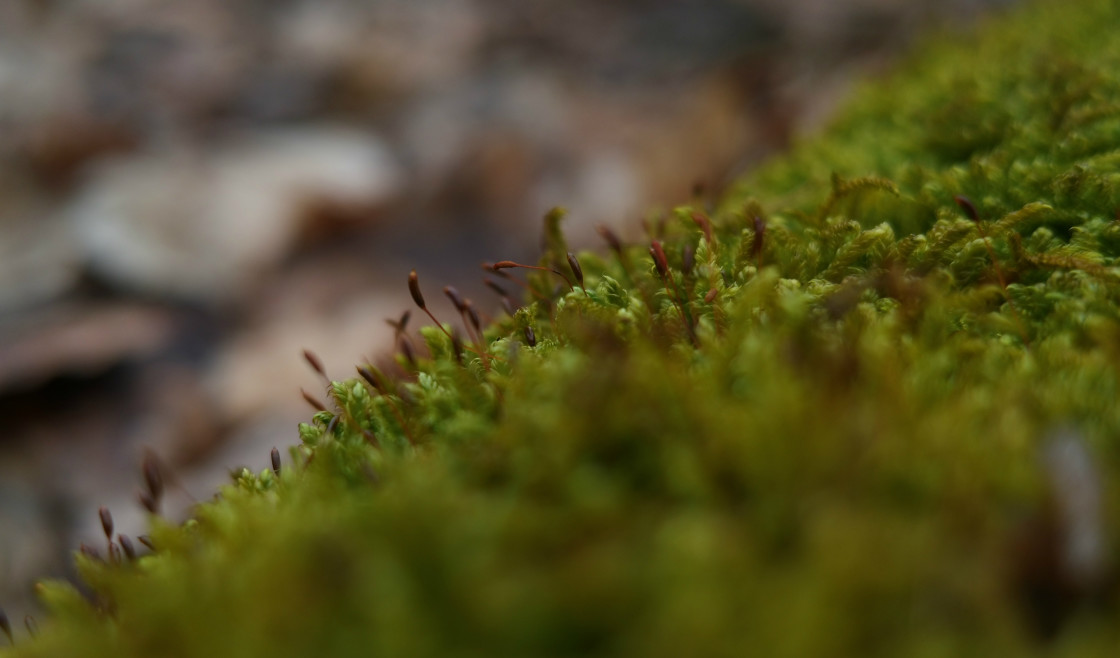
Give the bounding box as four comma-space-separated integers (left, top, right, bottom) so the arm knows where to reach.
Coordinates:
8, 0, 1120, 655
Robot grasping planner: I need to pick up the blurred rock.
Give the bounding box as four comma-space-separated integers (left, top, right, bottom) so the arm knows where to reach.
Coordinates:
68, 127, 402, 302
0, 302, 179, 394
207, 286, 403, 424
279, 0, 485, 101
0, 204, 80, 316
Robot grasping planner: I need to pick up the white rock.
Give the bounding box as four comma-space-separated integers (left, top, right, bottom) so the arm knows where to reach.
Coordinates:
69, 126, 402, 301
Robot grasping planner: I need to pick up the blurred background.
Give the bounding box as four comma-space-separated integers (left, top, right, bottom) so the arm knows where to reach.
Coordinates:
0, 0, 1014, 619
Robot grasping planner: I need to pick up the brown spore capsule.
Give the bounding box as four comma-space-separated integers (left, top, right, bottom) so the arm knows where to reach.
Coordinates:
484, 278, 508, 298
98, 506, 113, 540
302, 349, 327, 378
465, 301, 482, 335
137, 535, 156, 551
138, 490, 158, 514
492, 260, 518, 270
704, 288, 719, 303
118, 534, 137, 561
271, 447, 281, 476
357, 366, 382, 392
691, 212, 713, 245
142, 454, 163, 501
399, 337, 416, 367
524, 326, 537, 347
682, 245, 695, 276
450, 327, 464, 364
443, 285, 467, 312
596, 224, 623, 254
954, 195, 980, 221
408, 270, 426, 309
386, 310, 412, 334
300, 389, 328, 413
751, 215, 766, 260
567, 252, 584, 288
650, 241, 670, 278
0, 607, 12, 645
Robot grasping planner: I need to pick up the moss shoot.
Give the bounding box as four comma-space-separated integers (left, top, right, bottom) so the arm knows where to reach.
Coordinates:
7, 0, 1120, 655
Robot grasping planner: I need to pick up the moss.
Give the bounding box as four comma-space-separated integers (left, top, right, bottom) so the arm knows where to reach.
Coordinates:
8, 0, 1120, 655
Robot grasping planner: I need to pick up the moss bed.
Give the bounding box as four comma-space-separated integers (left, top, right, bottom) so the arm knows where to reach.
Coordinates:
6, 0, 1120, 655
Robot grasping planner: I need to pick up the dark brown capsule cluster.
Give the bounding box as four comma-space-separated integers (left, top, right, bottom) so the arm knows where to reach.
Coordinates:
405, 268, 503, 372
94, 506, 136, 564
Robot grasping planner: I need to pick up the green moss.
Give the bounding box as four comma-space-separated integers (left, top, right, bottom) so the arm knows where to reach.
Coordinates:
8, 0, 1120, 655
